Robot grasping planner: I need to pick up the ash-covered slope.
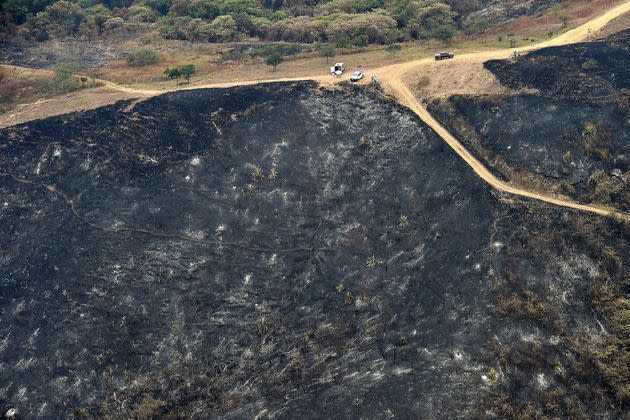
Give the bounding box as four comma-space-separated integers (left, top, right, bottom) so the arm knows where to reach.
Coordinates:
484, 29, 630, 102
0, 83, 627, 418
429, 30, 630, 211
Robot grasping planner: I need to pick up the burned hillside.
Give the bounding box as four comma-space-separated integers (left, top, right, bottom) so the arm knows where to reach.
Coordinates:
428, 29, 630, 212
0, 83, 628, 418
484, 29, 630, 102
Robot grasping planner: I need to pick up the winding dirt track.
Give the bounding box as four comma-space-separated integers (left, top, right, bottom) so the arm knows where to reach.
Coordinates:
10, 1, 630, 220
374, 1, 630, 221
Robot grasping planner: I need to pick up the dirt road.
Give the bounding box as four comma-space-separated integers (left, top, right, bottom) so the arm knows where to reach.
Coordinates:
6, 0, 630, 220
371, 1, 630, 221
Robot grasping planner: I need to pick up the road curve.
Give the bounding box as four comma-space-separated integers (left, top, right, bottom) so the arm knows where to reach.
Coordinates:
373, 1, 630, 221
380, 76, 628, 220
7, 1, 630, 221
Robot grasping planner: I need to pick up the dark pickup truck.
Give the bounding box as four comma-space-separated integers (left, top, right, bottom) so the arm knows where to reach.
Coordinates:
435, 52, 455, 60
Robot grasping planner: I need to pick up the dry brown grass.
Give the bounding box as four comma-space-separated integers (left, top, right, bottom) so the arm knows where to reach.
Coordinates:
0, 65, 51, 113
598, 10, 630, 37
404, 58, 509, 99
497, 291, 554, 324
487, 0, 627, 38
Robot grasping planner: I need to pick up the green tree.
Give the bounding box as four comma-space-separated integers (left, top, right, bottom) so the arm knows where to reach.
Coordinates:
335, 36, 350, 48
188, 0, 220, 19
127, 47, 160, 67
164, 67, 181, 84
507, 32, 517, 48
389, 0, 416, 28
265, 53, 283, 71
353, 34, 368, 47
35, 1, 85, 36
319, 44, 336, 63
430, 24, 455, 43
144, 0, 173, 15
48, 62, 81, 94
179, 63, 197, 83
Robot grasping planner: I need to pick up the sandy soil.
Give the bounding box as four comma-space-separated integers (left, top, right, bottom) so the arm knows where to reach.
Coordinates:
597, 9, 630, 37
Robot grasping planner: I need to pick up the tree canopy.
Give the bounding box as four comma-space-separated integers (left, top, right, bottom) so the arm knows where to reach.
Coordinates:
2, 0, 459, 45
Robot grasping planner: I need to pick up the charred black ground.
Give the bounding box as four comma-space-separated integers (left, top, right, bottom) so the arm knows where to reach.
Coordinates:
0, 83, 627, 418
428, 30, 630, 212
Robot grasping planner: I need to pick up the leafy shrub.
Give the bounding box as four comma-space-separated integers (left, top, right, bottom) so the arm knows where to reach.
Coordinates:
163, 63, 197, 83
385, 43, 402, 53
464, 17, 490, 35
158, 14, 238, 41
430, 24, 455, 43
83, 4, 112, 18
34, 1, 85, 36
163, 66, 181, 82
265, 53, 283, 70
353, 34, 368, 47
391, 0, 455, 40
103, 17, 125, 31
188, 0, 220, 19
127, 47, 160, 67
179, 63, 197, 82
315, 0, 357, 16
120, 5, 159, 23
319, 44, 336, 62
144, 0, 173, 15
335, 36, 349, 48
220, 0, 267, 18
252, 43, 300, 58
9, 0, 459, 45
216, 49, 247, 63
267, 16, 321, 43
416, 75, 430, 88
320, 12, 396, 44
48, 62, 81, 94
582, 58, 599, 70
